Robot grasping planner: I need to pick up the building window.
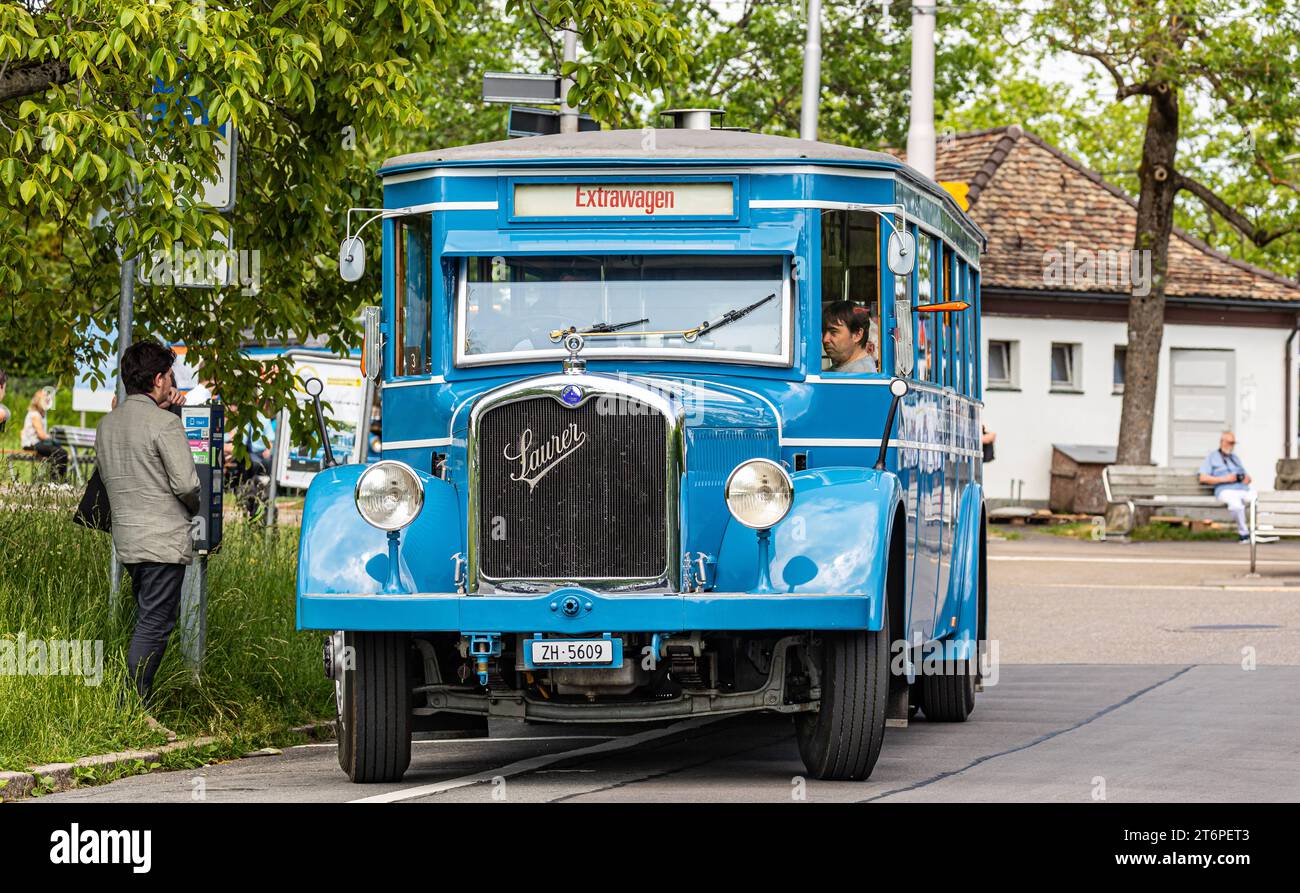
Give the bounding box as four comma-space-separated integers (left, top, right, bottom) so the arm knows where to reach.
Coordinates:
1051, 342, 1082, 392
987, 339, 1017, 389
1113, 345, 1126, 394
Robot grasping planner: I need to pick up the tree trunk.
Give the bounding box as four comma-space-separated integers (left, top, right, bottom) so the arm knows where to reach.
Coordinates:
0, 61, 71, 104
1117, 84, 1180, 466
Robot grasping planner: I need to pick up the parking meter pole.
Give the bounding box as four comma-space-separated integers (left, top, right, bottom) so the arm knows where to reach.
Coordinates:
179, 554, 208, 677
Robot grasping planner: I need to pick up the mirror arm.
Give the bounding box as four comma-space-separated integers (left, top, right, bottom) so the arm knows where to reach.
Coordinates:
875, 379, 909, 471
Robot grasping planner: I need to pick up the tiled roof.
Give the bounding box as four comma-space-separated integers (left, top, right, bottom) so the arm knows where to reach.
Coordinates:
926, 125, 1300, 303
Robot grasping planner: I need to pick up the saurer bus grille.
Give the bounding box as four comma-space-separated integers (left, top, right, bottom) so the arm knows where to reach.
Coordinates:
477, 394, 667, 581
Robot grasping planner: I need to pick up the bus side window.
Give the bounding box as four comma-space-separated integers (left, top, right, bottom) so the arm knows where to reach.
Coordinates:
892, 217, 914, 377
915, 231, 934, 382
820, 209, 880, 373
394, 215, 432, 375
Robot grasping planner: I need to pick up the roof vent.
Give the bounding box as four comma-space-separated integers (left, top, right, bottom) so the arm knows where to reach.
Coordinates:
660, 108, 725, 130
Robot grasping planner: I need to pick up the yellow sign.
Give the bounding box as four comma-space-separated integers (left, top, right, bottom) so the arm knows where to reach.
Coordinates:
939, 181, 970, 211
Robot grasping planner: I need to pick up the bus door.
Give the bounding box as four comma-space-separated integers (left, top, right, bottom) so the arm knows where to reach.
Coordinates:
908, 230, 941, 643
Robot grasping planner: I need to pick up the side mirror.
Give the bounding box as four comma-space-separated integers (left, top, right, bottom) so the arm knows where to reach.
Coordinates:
361, 306, 381, 382
339, 236, 366, 282
887, 229, 916, 276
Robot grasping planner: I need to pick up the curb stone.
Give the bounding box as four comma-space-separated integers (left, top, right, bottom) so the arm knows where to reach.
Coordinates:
3, 733, 228, 802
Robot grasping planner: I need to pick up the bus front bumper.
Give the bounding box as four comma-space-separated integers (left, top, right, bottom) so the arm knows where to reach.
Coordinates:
297, 587, 875, 633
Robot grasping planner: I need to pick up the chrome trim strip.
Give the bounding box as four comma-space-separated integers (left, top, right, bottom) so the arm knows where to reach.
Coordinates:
384, 437, 453, 450
466, 372, 685, 594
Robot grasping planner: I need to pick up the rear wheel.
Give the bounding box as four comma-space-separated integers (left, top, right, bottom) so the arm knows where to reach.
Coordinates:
795, 598, 890, 781
918, 651, 976, 721
336, 631, 412, 783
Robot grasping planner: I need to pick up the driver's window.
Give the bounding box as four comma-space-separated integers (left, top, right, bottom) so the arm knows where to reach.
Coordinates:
393, 215, 432, 375
820, 210, 881, 374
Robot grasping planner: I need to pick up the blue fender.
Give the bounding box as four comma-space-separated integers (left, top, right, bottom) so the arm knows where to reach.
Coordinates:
713, 467, 905, 631
295, 464, 463, 601
934, 482, 984, 658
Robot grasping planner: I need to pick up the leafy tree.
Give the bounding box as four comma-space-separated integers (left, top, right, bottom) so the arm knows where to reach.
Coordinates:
0, 0, 685, 443
991, 0, 1300, 465
644, 0, 998, 147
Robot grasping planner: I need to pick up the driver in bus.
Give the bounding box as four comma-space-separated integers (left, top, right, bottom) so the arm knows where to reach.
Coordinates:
822, 300, 878, 373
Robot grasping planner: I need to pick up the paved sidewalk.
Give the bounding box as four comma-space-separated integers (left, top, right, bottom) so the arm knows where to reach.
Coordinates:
988, 529, 1300, 664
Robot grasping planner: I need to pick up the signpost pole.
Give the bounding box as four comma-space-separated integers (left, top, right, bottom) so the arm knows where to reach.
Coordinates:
179, 554, 208, 678
109, 188, 136, 615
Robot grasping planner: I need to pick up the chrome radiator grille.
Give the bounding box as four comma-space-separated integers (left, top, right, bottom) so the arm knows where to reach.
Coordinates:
477, 394, 668, 581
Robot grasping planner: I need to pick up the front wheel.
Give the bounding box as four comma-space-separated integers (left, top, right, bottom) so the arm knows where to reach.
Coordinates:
795, 599, 890, 781
335, 631, 412, 783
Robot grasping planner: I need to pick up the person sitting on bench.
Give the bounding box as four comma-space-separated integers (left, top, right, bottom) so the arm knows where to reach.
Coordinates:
1198, 431, 1274, 543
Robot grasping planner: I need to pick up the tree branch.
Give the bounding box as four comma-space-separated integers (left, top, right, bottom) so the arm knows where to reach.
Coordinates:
0, 60, 71, 104
1176, 172, 1300, 248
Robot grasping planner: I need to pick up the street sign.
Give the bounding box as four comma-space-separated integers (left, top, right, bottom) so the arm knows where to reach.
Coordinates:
482, 71, 562, 104
507, 105, 599, 138
150, 79, 238, 212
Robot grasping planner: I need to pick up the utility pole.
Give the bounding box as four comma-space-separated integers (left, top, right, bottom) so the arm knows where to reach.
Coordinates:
559, 24, 578, 134
907, 2, 937, 179
800, 0, 823, 141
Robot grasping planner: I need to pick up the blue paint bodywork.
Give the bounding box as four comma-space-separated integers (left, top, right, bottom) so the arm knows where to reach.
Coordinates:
296, 136, 987, 654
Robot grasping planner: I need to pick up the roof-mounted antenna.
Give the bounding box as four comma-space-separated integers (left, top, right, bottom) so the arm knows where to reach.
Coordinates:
660, 108, 726, 131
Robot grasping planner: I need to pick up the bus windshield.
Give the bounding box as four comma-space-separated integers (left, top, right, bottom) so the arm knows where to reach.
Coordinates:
457, 254, 789, 365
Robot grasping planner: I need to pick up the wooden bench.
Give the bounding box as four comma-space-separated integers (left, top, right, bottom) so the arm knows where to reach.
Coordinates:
1249, 492, 1300, 573
1102, 464, 1221, 534
49, 425, 97, 484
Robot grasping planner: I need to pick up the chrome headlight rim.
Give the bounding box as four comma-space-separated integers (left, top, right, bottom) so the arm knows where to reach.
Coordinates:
354, 459, 425, 531
724, 458, 794, 530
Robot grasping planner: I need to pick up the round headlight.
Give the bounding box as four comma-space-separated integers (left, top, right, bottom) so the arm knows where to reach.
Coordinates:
355, 461, 424, 531
724, 459, 794, 530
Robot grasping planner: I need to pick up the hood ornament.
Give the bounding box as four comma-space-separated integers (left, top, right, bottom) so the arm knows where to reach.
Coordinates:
559, 331, 586, 375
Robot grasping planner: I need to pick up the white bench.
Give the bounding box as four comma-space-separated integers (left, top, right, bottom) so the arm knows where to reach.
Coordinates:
1102, 465, 1221, 534
1249, 492, 1300, 573
49, 425, 97, 484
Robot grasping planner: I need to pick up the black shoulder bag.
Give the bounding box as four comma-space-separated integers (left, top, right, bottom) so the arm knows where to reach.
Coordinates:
73, 467, 112, 532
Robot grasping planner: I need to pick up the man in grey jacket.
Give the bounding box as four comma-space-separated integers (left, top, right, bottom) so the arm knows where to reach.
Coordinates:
97, 340, 200, 701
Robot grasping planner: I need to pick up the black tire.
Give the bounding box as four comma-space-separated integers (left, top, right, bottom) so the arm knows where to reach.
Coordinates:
795, 598, 890, 781
920, 528, 981, 722
336, 631, 412, 783
919, 652, 976, 721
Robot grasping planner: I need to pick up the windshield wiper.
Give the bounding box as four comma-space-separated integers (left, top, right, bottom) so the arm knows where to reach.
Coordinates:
548, 317, 649, 342
546, 293, 777, 344
683, 292, 776, 342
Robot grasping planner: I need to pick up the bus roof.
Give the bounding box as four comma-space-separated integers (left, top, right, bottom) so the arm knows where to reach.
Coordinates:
381, 128, 904, 172
381, 128, 985, 250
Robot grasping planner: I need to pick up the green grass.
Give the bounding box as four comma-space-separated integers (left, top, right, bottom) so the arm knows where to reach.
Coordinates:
1043, 519, 1237, 542
0, 462, 331, 772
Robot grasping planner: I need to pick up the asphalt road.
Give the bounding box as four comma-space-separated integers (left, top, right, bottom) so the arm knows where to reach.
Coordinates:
34, 530, 1300, 804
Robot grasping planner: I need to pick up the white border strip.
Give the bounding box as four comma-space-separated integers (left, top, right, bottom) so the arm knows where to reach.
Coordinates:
383, 376, 446, 388
384, 437, 453, 450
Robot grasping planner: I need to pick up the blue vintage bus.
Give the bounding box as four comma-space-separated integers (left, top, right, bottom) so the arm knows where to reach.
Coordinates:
298, 120, 989, 783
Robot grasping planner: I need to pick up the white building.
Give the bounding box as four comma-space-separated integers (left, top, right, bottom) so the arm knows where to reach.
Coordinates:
935, 126, 1300, 506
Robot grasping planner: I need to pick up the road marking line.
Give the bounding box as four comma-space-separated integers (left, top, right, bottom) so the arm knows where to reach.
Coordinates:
991, 555, 1300, 567
293, 735, 614, 749
1001, 581, 1300, 592
348, 716, 726, 803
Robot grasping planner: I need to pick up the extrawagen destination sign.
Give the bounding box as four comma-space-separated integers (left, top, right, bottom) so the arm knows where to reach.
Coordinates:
514, 181, 735, 218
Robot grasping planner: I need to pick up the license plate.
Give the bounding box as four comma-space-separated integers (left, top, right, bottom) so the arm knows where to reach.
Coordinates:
529, 638, 617, 667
